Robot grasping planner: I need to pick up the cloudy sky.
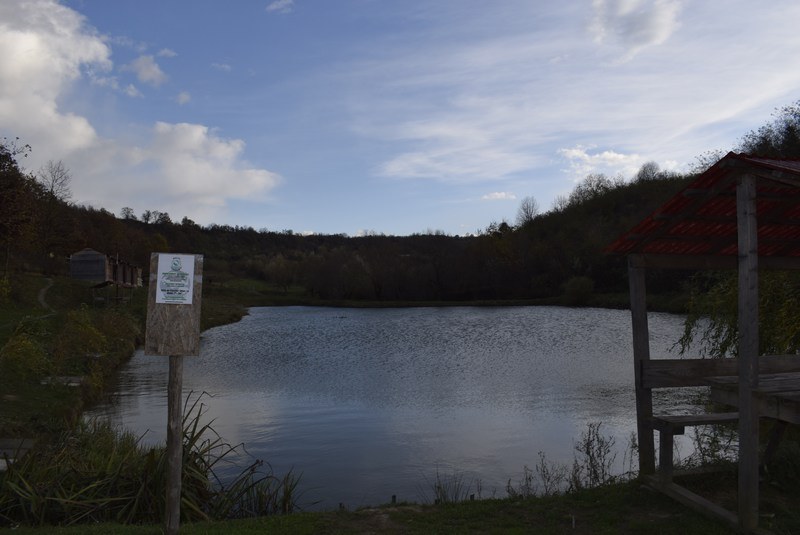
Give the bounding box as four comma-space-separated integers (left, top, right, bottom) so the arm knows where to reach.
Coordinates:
2, 1, 800, 236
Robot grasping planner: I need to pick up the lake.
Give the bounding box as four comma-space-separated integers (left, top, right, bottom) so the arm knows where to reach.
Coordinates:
87, 306, 696, 510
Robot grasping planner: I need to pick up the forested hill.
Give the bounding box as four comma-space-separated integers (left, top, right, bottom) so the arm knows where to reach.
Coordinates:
0, 148, 692, 305
3, 101, 799, 306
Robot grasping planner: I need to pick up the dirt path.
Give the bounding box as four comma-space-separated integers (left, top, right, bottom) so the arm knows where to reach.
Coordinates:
37, 277, 54, 313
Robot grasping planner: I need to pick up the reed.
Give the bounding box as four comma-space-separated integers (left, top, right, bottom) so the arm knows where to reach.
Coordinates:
0, 392, 300, 527
418, 468, 475, 504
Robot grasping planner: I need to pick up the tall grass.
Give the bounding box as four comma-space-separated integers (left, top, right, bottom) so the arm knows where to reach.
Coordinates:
424, 422, 626, 506
418, 468, 477, 504
504, 422, 624, 501
0, 393, 300, 527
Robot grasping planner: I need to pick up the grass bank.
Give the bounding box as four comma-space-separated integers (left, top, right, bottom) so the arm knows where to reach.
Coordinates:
5, 479, 734, 534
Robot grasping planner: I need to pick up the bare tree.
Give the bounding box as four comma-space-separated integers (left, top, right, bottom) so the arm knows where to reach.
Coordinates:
551, 194, 569, 213
120, 207, 137, 220
634, 161, 660, 182
515, 196, 540, 227
37, 160, 72, 202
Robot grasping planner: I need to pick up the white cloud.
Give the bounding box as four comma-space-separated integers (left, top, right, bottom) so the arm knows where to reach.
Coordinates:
124, 84, 143, 98
176, 91, 191, 105
266, 0, 294, 14
0, 0, 109, 157
144, 121, 282, 207
558, 145, 643, 179
69, 123, 283, 225
125, 55, 167, 86
590, 0, 681, 60
0, 0, 282, 226
211, 62, 232, 72
157, 48, 177, 58
481, 192, 516, 201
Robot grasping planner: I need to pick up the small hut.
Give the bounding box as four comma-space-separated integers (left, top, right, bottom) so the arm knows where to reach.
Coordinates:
69, 248, 142, 287
69, 248, 113, 283
69, 248, 142, 303
607, 152, 800, 531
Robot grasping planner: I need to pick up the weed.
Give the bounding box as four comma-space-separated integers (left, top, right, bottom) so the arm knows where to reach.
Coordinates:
506, 465, 536, 499
0, 392, 301, 527
419, 468, 474, 504
569, 422, 617, 491
683, 423, 738, 469
535, 451, 568, 496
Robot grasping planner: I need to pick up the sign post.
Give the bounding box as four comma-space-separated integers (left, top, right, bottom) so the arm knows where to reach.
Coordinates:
145, 253, 203, 535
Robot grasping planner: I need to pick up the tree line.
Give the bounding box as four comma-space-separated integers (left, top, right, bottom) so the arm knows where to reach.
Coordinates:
3, 102, 800, 305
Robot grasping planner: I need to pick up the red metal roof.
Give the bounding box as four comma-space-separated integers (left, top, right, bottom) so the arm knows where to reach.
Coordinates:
606, 152, 800, 258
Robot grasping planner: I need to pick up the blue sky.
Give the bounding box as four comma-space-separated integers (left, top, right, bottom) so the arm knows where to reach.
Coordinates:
3, 1, 800, 236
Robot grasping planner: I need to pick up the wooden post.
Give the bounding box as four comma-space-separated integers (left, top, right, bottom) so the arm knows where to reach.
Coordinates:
145, 253, 203, 535
736, 175, 759, 530
166, 355, 183, 535
628, 255, 655, 475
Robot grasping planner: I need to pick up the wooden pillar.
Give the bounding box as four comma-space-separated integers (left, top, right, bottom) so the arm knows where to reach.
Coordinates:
736, 174, 759, 530
629, 255, 655, 475
165, 355, 184, 535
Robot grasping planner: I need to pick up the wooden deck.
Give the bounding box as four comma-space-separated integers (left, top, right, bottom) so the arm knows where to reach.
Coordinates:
611, 154, 800, 531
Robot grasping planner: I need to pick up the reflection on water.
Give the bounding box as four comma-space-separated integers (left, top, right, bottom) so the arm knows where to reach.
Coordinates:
88, 306, 692, 509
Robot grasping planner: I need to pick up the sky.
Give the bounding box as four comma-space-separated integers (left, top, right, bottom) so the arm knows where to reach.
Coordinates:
2, 0, 800, 236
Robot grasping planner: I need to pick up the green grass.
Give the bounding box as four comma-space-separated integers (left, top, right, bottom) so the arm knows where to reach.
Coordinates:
3, 480, 737, 534
0, 273, 51, 347
0, 274, 145, 436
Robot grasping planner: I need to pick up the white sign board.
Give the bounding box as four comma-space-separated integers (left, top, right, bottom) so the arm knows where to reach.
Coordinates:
156, 254, 195, 305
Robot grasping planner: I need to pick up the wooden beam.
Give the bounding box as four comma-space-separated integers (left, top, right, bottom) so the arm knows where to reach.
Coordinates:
710, 387, 800, 425
629, 257, 655, 475
737, 174, 760, 530
724, 157, 800, 188
628, 253, 800, 271
641, 355, 800, 389
643, 477, 740, 530
629, 253, 737, 270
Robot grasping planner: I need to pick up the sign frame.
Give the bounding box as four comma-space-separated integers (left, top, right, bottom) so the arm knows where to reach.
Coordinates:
145, 253, 203, 357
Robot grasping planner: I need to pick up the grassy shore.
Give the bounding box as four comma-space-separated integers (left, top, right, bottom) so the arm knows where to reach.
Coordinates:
5, 479, 736, 534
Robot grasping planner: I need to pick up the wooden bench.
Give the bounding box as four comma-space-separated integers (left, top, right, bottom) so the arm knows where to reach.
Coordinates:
650, 412, 739, 483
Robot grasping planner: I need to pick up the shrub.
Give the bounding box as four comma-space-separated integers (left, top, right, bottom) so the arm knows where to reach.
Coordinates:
764, 441, 800, 493
51, 306, 108, 375
0, 332, 50, 382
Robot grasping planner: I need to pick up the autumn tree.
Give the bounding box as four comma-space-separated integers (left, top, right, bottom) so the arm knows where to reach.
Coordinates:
0, 138, 38, 275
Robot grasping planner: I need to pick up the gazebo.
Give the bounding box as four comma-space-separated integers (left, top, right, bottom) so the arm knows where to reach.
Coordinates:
606, 152, 800, 531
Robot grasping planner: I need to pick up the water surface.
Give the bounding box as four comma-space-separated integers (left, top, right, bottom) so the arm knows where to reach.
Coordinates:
89, 306, 693, 509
